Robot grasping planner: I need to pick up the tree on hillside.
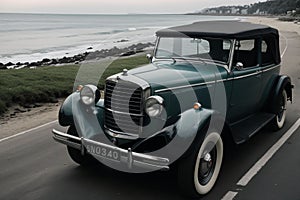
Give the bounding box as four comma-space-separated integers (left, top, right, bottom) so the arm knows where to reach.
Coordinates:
205, 0, 299, 15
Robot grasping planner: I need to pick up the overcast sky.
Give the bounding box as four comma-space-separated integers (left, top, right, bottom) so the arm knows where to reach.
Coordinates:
0, 0, 261, 14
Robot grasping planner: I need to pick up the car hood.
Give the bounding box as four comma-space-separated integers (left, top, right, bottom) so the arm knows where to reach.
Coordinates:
128, 61, 224, 93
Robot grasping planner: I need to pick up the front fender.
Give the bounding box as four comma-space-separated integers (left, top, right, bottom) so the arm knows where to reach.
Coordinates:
176, 108, 214, 139
174, 107, 227, 159
131, 107, 217, 163
58, 93, 76, 127
58, 92, 106, 138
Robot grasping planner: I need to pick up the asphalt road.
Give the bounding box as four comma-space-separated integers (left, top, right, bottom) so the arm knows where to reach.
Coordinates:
0, 31, 299, 200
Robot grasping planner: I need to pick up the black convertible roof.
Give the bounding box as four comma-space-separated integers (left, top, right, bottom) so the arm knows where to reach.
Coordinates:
156, 21, 279, 39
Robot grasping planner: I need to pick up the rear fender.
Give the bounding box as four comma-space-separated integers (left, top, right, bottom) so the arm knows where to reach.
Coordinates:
269, 75, 293, 113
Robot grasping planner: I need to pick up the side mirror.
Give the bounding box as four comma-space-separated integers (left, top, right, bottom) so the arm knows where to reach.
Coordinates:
146, 54, 153, 63
235, 62, 244, 70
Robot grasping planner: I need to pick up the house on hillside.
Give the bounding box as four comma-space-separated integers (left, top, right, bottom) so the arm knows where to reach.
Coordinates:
241, 9, 248, 15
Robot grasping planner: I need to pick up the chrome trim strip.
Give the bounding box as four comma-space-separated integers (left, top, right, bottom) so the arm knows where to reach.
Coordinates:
155, 80, 215, 93
153, 58, 230, 72
105, 108, 143, 117
53, 129, 81, 142
152, 37, 160, 62
106, 74, 150, 91
128, 148, 133, 168
216, 79, 230, 83
229, 39, 236, 72
233, 71, 261, 80
155, 65, 280, 93
105, 127, 139, 140
52, 129, 82, 150
261, 64, 280, 72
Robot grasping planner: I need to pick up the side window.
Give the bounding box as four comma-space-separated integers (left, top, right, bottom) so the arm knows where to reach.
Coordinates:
261, 39, 276, 66
233, 39, 258, 68
236, 40, 255, 51
209, 39, 231, 63
262, 40, 267, 53
223, 40, 231, 50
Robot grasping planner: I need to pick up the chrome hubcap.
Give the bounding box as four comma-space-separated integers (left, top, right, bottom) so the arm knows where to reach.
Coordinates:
198, 147, 217, 185
204, 153, 212, 162
278, 94, 286, 122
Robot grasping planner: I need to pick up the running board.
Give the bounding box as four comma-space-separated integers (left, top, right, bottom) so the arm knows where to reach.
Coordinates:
230, 113, 275, 144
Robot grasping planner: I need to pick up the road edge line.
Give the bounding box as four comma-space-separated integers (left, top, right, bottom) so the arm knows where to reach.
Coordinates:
281, 33, 288, 59
237, 118, 300, 186
221, 191, 238, 200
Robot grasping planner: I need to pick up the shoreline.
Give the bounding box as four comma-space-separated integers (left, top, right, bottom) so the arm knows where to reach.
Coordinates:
0, 42, 154, 70
1, 15, 299, 70
1, 16, 299, 138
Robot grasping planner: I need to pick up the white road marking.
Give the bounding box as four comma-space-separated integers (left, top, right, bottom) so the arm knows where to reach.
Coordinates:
281, 34, 288, 59
0, 120, 58, 143
221, 191, 238, 200
237, 118, 300, 186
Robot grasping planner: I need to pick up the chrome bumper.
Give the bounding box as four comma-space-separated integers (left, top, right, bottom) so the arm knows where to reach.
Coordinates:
52, 129, 170, 171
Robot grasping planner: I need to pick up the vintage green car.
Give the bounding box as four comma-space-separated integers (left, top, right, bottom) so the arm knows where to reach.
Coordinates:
53, 21, 293, 197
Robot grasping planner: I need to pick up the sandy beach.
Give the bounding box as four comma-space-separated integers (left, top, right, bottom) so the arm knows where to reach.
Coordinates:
246, 16, 300, 36
0, 16, 299, 139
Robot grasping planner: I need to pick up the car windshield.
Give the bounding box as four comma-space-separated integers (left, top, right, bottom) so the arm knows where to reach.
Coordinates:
155, 37, 232, 64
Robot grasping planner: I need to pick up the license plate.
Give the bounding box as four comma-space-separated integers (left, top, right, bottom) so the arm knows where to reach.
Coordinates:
85, 142, 120, 162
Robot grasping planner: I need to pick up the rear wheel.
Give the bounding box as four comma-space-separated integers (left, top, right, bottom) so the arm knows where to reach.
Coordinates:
177, 131, 223, 197
67, 126, 96, 165
271, 90, 287, 131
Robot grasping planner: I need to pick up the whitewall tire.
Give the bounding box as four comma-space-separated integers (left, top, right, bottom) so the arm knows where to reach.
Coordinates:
271, 90, 287, 131
177, 130, 224, 197
194, 132, 223, 194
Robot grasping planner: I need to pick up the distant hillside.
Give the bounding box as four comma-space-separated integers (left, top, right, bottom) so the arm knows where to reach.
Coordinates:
197, 0, 300, 16
248, 0, 300, 15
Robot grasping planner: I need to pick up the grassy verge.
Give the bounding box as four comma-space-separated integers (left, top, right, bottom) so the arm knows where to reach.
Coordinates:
278, 16, 300, 22
0, 54, 148, 115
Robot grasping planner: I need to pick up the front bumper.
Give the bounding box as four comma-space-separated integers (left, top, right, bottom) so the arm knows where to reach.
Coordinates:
52, 129, 170, 171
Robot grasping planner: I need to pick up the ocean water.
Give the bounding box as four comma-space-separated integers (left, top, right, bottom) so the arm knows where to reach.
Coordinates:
0, 13, 239, 63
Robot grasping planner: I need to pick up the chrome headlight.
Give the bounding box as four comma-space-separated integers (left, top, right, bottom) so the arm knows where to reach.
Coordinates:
80, 85, 100, 105
145, 96, 164, 117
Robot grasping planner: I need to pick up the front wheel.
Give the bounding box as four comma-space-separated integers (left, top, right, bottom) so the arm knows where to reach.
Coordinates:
67, 126, 96, 166
177, 131, 223, 197
271, 89, 287, 131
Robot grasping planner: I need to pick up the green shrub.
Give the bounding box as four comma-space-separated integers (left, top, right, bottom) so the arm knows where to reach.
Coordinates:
0, 55, 148, 115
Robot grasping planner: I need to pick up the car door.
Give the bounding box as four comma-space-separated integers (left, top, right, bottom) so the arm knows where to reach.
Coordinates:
228, 39, 262, 123
259, 36, 281, 107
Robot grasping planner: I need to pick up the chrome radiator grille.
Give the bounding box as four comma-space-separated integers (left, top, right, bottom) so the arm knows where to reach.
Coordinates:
104, 80, 143, 136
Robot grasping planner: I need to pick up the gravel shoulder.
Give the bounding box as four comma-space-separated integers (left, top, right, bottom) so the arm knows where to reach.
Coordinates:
0, 101, 62, 139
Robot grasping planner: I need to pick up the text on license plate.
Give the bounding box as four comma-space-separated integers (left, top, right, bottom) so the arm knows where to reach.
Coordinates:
86, 144, 120, 161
